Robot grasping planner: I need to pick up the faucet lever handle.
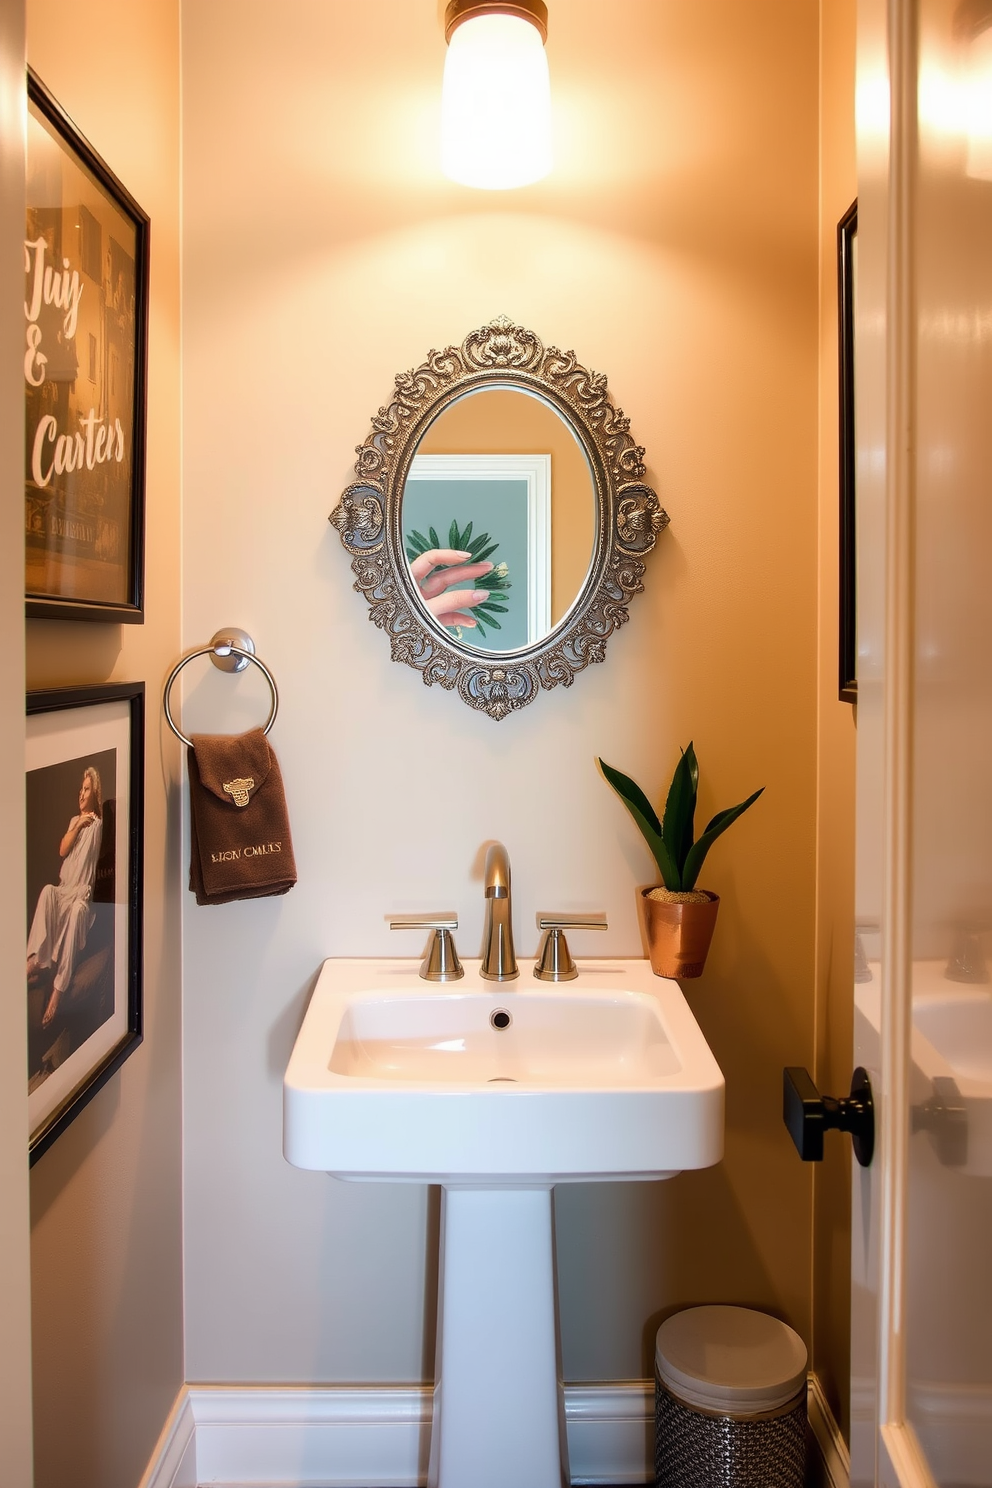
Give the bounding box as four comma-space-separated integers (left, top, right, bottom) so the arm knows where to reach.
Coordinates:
534, 912, 608, 982
388, 912, 458, 931
536, 912, 608, 932
388, 913, 463, 982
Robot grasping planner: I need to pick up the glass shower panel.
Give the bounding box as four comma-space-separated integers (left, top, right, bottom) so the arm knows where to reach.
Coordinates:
906, 3, 992, 1481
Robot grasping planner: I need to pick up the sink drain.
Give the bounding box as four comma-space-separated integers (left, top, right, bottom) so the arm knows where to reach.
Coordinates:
490, 1008, 512, 1030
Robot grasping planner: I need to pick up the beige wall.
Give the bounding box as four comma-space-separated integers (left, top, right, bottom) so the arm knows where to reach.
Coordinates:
0, 3, 35, 1481
181, 0, 826, 1386
25, 4, 184, 1486
813, 0, 858, 1439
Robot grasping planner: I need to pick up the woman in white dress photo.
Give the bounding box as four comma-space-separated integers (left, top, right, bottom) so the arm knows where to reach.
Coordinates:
26, 765, 103, 1028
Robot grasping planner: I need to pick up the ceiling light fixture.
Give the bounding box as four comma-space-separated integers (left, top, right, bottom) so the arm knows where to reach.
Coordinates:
441, 0, 552, 190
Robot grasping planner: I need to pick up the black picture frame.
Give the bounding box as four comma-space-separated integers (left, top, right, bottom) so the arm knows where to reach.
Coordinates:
25, 69, 148, 624
838, 198, 858, 703
26, 682, 144, 1163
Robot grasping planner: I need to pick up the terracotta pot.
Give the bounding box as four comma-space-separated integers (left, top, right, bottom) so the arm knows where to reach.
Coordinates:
638, 887, 720, 979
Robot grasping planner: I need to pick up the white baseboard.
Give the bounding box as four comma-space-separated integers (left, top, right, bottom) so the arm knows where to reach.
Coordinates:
141, 1373, 846, 1487
563, 1383, 654, 1485
138, 1387, 197, 1488
807, 1374, 850, 1488
191, 1386, 431, 1488
142, 1381, 652, 1486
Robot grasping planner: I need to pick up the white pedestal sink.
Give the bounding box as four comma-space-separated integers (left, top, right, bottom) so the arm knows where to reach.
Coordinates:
284, 957, 724, 1488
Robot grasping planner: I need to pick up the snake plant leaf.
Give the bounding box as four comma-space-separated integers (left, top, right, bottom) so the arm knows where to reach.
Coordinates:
473, 542, 499, 564
461, 521, 473, 547
429, 525, 440, 548
599, 760, 661, 834
681, 787, 765, 890
661, 742, 698, 881
474, 621, 487, 638
598, 759, 680, 889
449, 519, 459, 548
408, 529, 430, 553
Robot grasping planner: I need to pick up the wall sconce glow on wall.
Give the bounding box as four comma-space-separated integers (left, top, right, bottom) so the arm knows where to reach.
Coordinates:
441, 0, 552, 190
957, 0, 992, 177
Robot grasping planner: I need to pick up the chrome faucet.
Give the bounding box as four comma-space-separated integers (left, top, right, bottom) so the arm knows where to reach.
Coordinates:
480, 842, 518, 982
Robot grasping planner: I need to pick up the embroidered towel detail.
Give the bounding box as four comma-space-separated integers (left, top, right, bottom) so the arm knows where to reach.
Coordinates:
188, 729, 297, 905
223, 777, 254, 808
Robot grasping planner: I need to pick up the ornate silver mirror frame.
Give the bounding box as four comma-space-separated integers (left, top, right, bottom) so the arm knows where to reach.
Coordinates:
329, 316, 669, 720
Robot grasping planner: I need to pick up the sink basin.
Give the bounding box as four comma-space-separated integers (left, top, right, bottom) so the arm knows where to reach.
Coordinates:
284, 956, 725, 1488
284, 956, 724, 1184
328, 989, 682, 1083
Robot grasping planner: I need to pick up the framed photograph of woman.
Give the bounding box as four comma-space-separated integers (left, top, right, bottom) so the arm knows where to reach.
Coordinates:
25, 69, 148, 622
26, 682, 144, 1163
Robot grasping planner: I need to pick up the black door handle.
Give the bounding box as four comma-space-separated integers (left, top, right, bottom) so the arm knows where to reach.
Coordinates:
783, 1066, 875, 1167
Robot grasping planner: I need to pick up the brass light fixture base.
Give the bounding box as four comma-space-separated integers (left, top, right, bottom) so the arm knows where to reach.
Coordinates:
444, 0, 548, 43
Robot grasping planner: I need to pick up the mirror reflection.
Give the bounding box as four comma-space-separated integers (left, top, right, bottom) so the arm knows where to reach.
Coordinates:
402, 386, 596, 652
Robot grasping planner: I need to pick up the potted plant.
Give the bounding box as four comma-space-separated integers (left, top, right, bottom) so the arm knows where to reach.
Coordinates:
598, 744, 763, 978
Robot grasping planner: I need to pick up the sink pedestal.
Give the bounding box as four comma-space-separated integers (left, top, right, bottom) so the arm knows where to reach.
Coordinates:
429, 1185, 567, 1488
285, 958, 727, 1482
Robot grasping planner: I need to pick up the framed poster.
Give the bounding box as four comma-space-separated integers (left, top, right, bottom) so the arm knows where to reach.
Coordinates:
838, 198, 858, 702
25, 69, 148, 623
26, 682, 144, 1163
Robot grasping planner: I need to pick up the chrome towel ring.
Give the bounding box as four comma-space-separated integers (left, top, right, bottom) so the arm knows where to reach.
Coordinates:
163, 628, 279, 748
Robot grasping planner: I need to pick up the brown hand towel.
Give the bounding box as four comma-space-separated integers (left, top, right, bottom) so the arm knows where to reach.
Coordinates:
188, 728, 297, 905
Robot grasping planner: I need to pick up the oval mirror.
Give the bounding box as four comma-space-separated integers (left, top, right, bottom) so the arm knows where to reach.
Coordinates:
330, 317, 668, 720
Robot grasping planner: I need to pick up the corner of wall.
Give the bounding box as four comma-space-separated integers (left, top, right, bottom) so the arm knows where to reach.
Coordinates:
0, 1, 34, 1476
812, 0, 858, 1444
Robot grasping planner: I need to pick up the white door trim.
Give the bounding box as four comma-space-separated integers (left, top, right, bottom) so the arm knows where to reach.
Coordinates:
880, 1422, 938, 1488
876, 0, 920, 1474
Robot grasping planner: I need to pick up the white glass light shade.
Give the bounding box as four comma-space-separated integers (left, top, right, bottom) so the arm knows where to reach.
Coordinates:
441, 13, 552, 190
966, 26, 992, 179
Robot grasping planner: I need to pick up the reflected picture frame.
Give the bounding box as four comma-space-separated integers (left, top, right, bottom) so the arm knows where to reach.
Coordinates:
838, 198, 858, 703
406, 452, 552, 648
25, 69, 149, 623
26, 682, 144, 1163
